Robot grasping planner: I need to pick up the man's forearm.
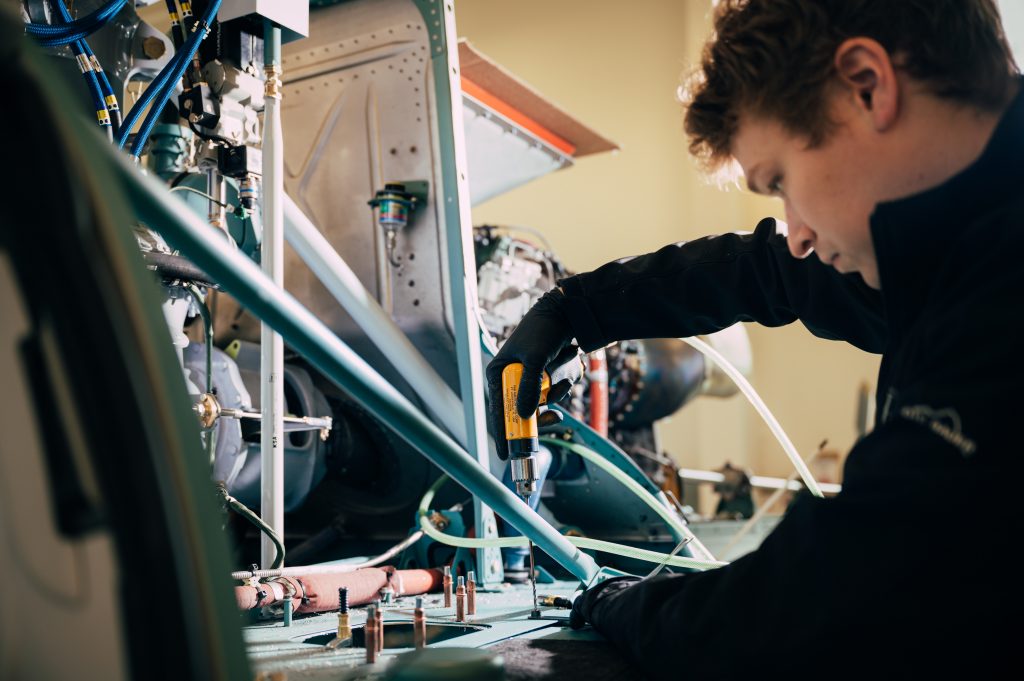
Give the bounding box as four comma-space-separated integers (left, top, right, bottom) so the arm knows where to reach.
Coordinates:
556, 218, 886, 353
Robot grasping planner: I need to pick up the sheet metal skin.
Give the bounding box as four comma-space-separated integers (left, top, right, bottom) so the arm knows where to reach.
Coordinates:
221, 0, 456, 388
283, 195, 466, 446
105, 138, 601, 586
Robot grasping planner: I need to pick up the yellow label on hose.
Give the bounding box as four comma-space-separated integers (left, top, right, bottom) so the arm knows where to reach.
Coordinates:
181, 1, 193, 16
105, 95, 119, 110
169, 11, 180, 24
97, 109, 111, 125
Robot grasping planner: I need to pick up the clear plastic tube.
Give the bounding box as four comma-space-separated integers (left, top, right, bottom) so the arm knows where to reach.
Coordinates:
680, 335, 824, 498
418, 476, 727, 571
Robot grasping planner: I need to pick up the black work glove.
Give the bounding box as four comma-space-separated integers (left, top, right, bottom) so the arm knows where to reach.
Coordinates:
486, 288, 581, 460
569, 576, 642, 629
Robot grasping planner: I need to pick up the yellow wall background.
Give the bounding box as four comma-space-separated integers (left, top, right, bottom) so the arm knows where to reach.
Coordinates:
455, 0, 881, 511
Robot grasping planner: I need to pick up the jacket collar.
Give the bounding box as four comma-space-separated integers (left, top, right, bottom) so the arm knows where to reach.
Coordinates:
869, 79, 1024, 325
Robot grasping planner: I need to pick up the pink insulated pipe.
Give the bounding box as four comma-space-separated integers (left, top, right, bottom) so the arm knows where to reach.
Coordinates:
235, 567, 443, 613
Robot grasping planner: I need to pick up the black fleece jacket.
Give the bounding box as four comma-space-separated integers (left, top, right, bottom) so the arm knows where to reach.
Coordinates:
557, 87, 1024, 678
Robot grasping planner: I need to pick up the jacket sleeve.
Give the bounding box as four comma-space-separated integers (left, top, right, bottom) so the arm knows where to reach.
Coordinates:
557, 217, 886, 353
576, 416, 1013, 678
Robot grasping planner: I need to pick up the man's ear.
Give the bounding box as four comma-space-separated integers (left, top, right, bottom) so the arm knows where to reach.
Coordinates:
834, 38, 899, 132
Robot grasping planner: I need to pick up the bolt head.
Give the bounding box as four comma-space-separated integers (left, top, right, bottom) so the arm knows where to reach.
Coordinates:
141, 36, 166, 60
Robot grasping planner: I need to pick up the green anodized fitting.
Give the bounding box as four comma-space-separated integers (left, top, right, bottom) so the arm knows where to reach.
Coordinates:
148, 124, 193, 180
368, 183, 418, 229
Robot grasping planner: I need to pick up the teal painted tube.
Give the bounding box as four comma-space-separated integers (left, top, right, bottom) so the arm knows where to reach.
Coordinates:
104, 151, 600, 584
264, 19, 281, 66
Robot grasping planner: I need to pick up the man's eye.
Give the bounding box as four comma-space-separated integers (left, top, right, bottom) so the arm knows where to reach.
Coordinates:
767, 176, 784, 196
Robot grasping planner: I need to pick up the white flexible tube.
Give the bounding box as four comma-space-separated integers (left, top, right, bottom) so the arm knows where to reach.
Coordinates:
681, 336, 824, 498
230, 530, 424, 581
678, 469, 841, 495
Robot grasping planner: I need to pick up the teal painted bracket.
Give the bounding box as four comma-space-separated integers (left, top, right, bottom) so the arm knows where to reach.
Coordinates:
550, 405, 663, 496
535, 565, 556, 585
586, 565, 632, 589
547, 404, 694, 550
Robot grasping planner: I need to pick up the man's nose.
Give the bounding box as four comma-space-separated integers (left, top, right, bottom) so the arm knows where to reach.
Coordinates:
785, 211, 815, 259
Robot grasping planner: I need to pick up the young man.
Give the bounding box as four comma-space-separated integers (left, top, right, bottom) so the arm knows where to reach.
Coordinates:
487, 0, 1023, 676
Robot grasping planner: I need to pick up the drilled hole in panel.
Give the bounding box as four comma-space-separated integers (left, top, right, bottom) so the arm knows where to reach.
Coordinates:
304, 623, 486, 649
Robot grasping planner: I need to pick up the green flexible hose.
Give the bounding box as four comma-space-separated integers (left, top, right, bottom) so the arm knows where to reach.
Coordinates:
220, 486, 285, 570
417, 475, 727, 571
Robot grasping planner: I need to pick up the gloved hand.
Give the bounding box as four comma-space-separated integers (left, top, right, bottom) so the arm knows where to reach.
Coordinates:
486, 288, 581, 460
569, 576, 642, 629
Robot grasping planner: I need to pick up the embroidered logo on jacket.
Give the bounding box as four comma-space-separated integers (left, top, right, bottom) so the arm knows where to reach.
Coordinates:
899, 405, 977, 457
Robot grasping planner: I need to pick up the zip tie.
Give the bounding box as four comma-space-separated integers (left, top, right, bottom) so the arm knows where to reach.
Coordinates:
89, 55, 103, 73
76, 53, 92, 73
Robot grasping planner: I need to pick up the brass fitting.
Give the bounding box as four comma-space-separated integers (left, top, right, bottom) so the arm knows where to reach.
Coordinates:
264, 65, 282, 99
196, 392, 221, 429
